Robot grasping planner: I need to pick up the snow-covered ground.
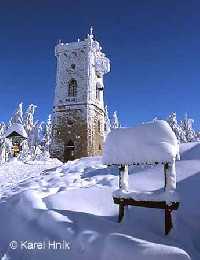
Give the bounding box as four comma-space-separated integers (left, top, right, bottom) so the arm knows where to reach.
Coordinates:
1, 143, 200, 259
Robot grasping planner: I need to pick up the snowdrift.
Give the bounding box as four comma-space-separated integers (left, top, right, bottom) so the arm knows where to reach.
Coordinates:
0, 190, 190, 260
1, 142, 200, 259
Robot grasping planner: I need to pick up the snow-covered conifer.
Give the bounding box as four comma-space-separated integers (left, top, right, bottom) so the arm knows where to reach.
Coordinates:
180, 113, 195, 142
27, 120, 41, 159
0, 122, 6, 138
23, 104, 37, 133
11, 102, 23, 125
18, 139, 29, 161
104, 106, 111, 139
38, 121, 47, 144
111, 111, 120, 129
46, 114, 52, 151
167, 112, 187, 142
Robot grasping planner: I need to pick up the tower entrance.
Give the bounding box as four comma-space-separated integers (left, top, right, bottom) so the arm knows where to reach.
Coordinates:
64, 140, 75, 162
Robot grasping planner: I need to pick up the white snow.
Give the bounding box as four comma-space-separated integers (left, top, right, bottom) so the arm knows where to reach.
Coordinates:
103, 120, 179, 165
119, 164, 129, 191
5, 123, 28, 138
179, 141, 200, 160
165, 158, 176, 191
113, 189, 179, 203
1, 142, 200, 259
102, 233, 189, 260
0, 158, 62, 200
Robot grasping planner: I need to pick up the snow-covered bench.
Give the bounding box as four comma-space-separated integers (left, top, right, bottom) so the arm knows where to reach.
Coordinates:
103, 120, 180, 235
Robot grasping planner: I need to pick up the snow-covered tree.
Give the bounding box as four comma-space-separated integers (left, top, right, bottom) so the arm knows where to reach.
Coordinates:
38, 121, 47, 144
23, 104, 37, 133
0, 122, 6, 137
34, 145, 43, 160
0, 102, 54, 163
180, 113, 195, 142
10, 102, 23, 125
111, 111, 120, 129
1, 253, 10, 260
46, 114, 52, 152
104, 106, 111, 139
28, 120, 40, 148
18, 139, 29, 161
0, 121, 13, 162
166, 112, 198, 143
0, 138, 12, 163
167, 112, 187, 142
0, 138, 6, 164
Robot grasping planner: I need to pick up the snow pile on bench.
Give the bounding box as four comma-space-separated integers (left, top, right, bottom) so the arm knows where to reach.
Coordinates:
113, 189, 179, 203
103, 120, 179, 165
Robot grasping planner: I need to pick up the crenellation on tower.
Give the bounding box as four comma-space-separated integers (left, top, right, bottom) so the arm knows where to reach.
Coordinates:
50, 28, 110, 162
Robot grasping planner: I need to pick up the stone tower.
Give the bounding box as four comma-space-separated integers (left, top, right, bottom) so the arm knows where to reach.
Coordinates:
51, 28, 110, 162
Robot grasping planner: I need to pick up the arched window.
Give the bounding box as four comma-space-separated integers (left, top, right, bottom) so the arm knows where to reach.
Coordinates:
68, 79, 77, 97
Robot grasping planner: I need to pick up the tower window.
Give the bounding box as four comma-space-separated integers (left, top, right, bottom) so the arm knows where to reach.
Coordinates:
71, 64, 76, 70
68, 79, 77, 97
72, 51, 77, 57
67, 119, 73, 127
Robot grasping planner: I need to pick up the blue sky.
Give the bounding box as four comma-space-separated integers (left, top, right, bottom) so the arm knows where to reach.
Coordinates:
0, 0, 200, 128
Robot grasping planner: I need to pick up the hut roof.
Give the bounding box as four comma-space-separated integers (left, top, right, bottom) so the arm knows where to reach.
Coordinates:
103, 120, 179, 165
5, 123, 28, 139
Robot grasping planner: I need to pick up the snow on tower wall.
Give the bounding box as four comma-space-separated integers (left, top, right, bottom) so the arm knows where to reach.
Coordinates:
50, 30, 110, 161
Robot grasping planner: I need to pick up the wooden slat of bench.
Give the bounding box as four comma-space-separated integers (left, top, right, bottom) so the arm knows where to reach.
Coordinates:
113, 197, 180, 234
113, 197, 179, 210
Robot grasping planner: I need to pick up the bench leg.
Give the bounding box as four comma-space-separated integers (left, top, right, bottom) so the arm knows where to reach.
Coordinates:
165, 206, 173, 235
118, 203, 125, 222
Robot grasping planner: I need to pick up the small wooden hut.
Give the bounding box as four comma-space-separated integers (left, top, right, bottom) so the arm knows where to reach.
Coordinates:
103, 120, 180, 235
5, 123, 28, 157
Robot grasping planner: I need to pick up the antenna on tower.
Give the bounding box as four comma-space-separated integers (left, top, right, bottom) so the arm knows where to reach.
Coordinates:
89, 26, 94, 39
57, 39, 65, 46
90, 26, 93, 35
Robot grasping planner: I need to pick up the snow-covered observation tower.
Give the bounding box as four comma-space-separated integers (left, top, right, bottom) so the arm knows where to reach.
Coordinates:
51, 27, 110, 162
5, 123, 28, 157
103, 120, 180, 235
